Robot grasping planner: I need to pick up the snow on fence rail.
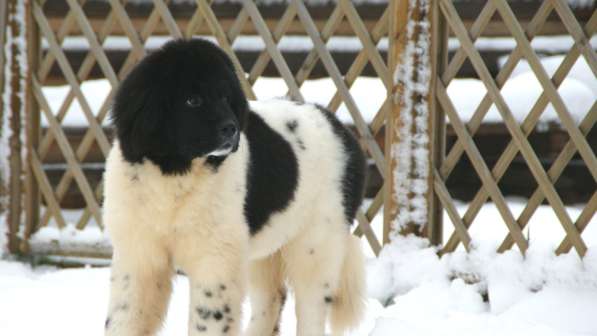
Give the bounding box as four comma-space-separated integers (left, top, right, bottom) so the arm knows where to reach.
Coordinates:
0, 0, 595, 259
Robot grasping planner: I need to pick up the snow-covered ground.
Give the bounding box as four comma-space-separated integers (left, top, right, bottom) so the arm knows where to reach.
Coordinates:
1, 199, 595, 335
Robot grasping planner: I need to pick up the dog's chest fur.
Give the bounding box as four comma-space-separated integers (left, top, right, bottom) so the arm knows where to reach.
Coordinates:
104, 141, 249, 250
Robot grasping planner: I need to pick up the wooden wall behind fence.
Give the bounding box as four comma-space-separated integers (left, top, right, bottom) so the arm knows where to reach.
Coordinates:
1, 0, 595, 258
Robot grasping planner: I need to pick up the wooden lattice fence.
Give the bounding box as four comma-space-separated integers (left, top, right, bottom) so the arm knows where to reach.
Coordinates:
1, 0, 595, 258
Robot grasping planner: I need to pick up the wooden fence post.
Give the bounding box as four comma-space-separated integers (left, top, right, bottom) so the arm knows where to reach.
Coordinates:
0, 0, 7, 246
2, 0, 27, 254
428, 0, 447, 246
22, 0, 40, 253
385, 0, 437, 243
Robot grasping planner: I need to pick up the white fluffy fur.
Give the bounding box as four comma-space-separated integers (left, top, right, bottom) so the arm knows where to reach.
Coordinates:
104, 100, 365, 336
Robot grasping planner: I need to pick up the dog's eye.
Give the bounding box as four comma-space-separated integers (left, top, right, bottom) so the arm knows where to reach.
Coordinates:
185, 96, 203, 108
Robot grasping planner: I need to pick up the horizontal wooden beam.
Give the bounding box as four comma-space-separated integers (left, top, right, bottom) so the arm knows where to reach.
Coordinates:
42, 0, 593, 37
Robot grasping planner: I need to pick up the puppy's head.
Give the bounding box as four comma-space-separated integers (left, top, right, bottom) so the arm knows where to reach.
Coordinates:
111, 38, 248, 175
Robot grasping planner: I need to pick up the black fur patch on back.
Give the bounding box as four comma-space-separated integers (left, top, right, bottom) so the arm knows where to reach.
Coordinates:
315, 105, 366, 225
244, 111, 298, 235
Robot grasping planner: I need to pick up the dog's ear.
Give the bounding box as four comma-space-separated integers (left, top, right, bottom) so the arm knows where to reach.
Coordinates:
220, 52, 249, 132
202, 40, 249, 132
111, 66, 164, 163
229, 76, 249, 132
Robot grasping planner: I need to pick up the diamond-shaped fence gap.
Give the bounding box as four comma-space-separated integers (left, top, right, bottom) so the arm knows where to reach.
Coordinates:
497, 150, 538, 200
80, 79, 112, 122
100, 33, 135, 71
525, 201, 569, 250
467, 201, 514, 250
443, 149, 483, 203
445, 78, 490, 126
39, 82, 84, 131
338, 76, 384, 126
555, 154, 596, 205
252, 76, 289, 101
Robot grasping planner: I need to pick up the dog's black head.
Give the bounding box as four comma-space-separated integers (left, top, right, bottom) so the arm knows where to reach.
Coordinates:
111, 38, 248, 175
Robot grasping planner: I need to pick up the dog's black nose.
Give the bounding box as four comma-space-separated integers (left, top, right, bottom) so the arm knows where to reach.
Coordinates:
218, 121, 238, 139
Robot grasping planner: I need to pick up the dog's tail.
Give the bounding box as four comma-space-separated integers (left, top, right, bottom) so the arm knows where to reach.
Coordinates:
330, 235, 366, 335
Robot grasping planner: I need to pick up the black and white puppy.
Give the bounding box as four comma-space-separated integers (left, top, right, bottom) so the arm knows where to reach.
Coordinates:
103, 38, 366, 336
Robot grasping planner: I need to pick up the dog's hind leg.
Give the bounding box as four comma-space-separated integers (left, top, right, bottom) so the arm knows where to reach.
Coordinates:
283, 223, 347, 336
105, 244, 174, 336
245, 252, 286, 336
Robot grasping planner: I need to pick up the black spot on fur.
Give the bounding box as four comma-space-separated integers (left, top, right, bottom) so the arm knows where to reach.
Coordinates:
204, 290, 212, 298
104, 317, 111, 329
315, 105, 367, 224
308, 248, 315, 255
222, 325, 230, 333
223, 304, 230, 313
111, 39, 248, 175
286, 120, 298, 132
244, 111, 298, 235
196, 324, 207, 332
219, 284, 227, 291
324, 296, 334, 304
213, 311, 223, 321
196, 307, 211, 320
296, 138, 306, 150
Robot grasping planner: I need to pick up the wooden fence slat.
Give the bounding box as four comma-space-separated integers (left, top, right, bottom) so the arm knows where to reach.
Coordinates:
184, 0, 214, 38
440, 0, 587, 256
293, 0, 386, 177
24, 0, 41, 248
328, 7, 389, 111
440, 0, 554, 179
353, 188, 384, 237
31, 76, 102, 225
557, 192, 597, 254
444, 16, 596, 251
292, 4, 345, 89
30, 152, 67, 228
39, 4, 173, 228
441, 1, 586, 256
493, 0, 597, 181
429, 0, 448, 246
155, 0, 183, 38
38, 10, 118, 160
243, 1, 304, 101
442, 1, 498, 83
433, 170, 472, 251
550, 0, 597, 76
248, 4, 297, 84
32, 2, 111, 156
340, 0, 390, 89
355, 210, 381, 255
65, 0, 119, 88
108, 0, 145, 55
499, 102, 597, 252
38, 0, 88, 80
436, 82, 529, 253
196, 0, 257, 100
